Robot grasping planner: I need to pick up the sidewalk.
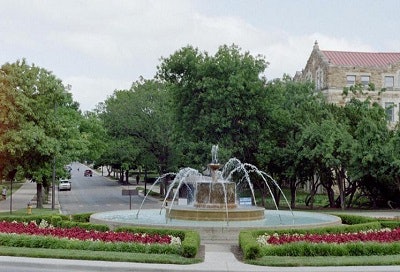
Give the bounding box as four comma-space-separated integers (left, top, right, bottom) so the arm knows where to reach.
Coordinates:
0, 181, 59, 213
0, 182, 399, 272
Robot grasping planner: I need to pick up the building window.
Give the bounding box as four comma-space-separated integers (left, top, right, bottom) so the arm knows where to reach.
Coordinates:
385, 102, 394, 122
346, 75, 356, 86
361, 76, 370, 87
384, 76, 394, 88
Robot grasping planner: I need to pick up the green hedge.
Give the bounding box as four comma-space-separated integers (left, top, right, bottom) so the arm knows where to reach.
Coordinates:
0, 233, 181, 255
239, 214, 400, 260
0, 214, 200, 258
115, 226, 200, 258
0, 214, 69, 224
331, 213, 378, 225
379, 220, 400, 229
260, 241, 400, 257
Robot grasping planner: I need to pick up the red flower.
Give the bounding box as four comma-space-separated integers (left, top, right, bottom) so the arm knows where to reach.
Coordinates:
258, 228, 400, 245
0, 221, 176, 245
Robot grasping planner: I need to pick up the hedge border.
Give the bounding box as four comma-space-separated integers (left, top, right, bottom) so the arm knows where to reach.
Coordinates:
239, 213, 400, 260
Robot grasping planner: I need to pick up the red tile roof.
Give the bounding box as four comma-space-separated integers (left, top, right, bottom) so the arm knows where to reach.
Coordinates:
321, 51, 400, 67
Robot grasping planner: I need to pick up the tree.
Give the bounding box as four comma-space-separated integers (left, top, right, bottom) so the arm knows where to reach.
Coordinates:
99, 78, 175, 181
256, 78, 328, 208
0, 60, 84, 207
78, 111, 107, 164
157, 44, 269, 167
344, 98, 394, 208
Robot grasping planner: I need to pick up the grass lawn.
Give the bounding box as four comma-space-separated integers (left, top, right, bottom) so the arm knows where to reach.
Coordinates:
0, 246, 203, 264
248, 255, 400, 267
0, 208, 59, 217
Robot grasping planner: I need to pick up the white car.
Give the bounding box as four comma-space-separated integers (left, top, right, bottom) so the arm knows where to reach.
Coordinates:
58, 179, 71, 191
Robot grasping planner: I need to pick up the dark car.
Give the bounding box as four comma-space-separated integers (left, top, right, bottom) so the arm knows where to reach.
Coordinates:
84, 169, 93, 177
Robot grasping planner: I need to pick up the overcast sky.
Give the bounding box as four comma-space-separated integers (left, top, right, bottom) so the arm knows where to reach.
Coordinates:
1, 0, 399, 112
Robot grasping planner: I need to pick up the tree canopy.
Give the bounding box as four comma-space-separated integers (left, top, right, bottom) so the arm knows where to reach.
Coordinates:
157, 44, 269, 167
0, 60, 85, 207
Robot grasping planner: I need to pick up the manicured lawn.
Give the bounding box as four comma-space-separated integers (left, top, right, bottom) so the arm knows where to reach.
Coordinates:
0, 208, 59, 217
248, 255, 400, 266
0, 246, 202, 264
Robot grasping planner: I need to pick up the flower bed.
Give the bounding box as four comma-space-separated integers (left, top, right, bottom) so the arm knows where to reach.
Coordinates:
239, 219, 400, 259
257, 228, 400, 246
0, 220, 180, 245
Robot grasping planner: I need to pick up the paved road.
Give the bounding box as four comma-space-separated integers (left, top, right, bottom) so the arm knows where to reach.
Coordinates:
59, 162, 160, 214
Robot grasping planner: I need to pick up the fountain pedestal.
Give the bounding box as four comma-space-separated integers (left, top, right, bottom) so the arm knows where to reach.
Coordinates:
194, 182, 237, 209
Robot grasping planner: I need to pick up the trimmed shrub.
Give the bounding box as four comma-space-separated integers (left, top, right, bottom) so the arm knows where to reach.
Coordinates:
334, 214, 378, 225
239, 230, 261, 259
71, 213, 93, 223
240, 214, 400, 260
181, 230, 200, 258
115, 226, 200, 258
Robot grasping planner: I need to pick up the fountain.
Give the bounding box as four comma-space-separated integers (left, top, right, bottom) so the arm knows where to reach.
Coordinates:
90, 145, 341, 241
165, 145, 265, 221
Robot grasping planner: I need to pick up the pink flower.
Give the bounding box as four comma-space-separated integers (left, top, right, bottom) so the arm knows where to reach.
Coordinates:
258, 228, 400, 246
0, 220, 178, 245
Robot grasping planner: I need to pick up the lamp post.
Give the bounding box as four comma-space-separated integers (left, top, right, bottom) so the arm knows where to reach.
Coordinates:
52, 156, 56, 210
51, 101, 57, 210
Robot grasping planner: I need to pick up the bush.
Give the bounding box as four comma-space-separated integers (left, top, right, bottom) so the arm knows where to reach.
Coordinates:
58, 221, 109, 231
333, 214, 378, 225
71, 213, 93, 223
181, 230, 200, 258
0, 233, 182, 254
115, 226, 200, 258
240, 214, 400, 260
239, 230, 261, 259
379, 220, 400, 229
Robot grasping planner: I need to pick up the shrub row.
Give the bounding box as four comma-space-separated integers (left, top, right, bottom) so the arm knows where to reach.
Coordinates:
0, 233, 181, 255
0, 214, 110, 232
115, 226, 201, 258
260, 241, 400, 257
240, 214, 400, 260
0, 215, 200, 258
50, 215, 109, 231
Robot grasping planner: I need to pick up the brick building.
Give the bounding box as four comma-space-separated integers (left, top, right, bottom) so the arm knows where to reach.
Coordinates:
295, 41, 400, 124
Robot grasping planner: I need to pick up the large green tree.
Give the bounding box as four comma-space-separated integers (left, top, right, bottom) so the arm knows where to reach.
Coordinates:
157, 44, 269, 167
99, 78, 174, 181
343, 98, 395, 208
256, 78, 328, 208
0, 60, 84, 207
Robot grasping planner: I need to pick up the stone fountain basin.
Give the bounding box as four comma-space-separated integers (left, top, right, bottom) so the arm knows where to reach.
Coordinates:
90, 209, 342, 242
167, 205, 265, 221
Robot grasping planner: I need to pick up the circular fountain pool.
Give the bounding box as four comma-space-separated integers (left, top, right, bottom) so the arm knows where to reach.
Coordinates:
90, 209, 342, 241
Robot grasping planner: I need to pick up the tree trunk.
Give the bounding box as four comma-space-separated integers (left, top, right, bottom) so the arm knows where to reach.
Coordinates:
106, 165, 112, 176
125, 170, 129, 184
337, 168, 346, 210
36, 182, 43, 208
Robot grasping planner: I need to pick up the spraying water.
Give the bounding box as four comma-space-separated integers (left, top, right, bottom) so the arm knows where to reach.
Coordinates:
136, 145, 293, 224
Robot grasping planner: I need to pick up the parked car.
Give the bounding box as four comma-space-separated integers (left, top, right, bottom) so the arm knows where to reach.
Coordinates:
58, 179, 71, 191
84, 169, 93, 177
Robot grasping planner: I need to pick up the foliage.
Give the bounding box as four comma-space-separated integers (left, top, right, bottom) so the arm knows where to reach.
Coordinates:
239, 214, 400, 260
0, 59, 86, 207
99, 78, 175, 175
0, 216, 200, 259
114, 226, 200, 257
157, 44, 269, 168
257, 228, 400, 245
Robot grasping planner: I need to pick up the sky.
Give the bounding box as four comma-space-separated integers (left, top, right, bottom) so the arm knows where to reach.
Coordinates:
1, 0, 400, 112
